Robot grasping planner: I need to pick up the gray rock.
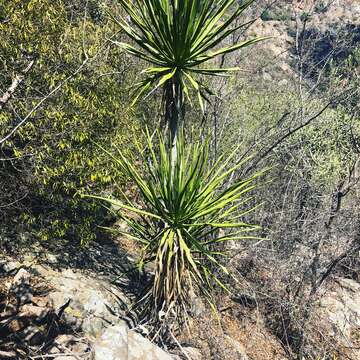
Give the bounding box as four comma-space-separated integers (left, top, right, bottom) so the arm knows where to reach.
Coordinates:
46, 253, 58, 264
2, 260, 20, 273
6, 262, 173, 360
11, 268, 33, 305
319, 278, 360, 338
93, 322, 128, 360
93, 323, 174, 360
35, 267, 129, 337
128, 330, 173, 360
13, 268, 30, 283
262, 71, 272, 82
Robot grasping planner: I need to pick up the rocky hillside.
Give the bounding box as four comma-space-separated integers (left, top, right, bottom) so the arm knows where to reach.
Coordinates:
1, 1, 360, 360
248, 0, 360, 71
2, 232, 360, 360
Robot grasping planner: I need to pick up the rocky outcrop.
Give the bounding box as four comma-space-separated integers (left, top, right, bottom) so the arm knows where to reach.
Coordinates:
0, 266, 92, 359
40, 266, 175, 359
40, 267, 130, 337
93, 323, 174, 360
316, 277, 360, 359
0, 260, 175, 360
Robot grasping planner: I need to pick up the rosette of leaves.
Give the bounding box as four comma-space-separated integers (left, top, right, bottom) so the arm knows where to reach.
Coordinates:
88, 129, 264, 322
111, 0, 266, 141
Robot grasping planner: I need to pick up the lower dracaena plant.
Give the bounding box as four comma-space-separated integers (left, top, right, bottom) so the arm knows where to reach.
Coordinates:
88, 129, 264, 322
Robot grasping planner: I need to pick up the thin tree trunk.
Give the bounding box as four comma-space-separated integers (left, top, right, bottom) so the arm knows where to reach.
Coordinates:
164, 77, 183, 176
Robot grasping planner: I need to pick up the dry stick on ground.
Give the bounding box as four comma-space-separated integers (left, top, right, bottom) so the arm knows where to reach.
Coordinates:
0, 350, 17, 359
0, 193, 29, 209
169, 330, 192, 360
29, 353, 87, 359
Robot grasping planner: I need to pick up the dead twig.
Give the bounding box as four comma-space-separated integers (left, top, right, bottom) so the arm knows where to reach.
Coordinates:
0, 60, 35, 111
0, 350, 17, 358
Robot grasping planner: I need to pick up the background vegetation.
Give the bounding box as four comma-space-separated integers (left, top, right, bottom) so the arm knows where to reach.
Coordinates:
1, 0, 360, 359
0, 0, 147, 245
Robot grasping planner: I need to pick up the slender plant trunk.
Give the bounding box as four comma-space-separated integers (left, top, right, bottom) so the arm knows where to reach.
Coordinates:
164, 77, 183, 175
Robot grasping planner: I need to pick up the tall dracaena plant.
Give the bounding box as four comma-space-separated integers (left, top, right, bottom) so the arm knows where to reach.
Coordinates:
87, 129, 264, 323
112, 0, 266, 152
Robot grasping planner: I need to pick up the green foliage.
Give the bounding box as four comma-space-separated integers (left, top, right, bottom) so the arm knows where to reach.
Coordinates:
289, 107, 360, 191
216, 81, 296, 157
327, 45, 360, 108
314, 1, 330, 14
260, 8, 292, 22
300, 11, 312, 22
113, 0, 265, 111
217, 78, 359, 193
89, 130, 263, 320
0, 0, 144, 244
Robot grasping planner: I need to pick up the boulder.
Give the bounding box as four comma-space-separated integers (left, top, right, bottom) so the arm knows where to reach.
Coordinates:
0, 260, 20, 274
36, 267, 129, 337
93, 323, 174, 360
319, 278, 360, 339
2, 261, 174, 360
128, 330, 174, 360
93, 322, 128, 360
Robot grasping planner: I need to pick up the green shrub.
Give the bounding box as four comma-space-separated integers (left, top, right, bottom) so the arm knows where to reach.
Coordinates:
314, 2, 330, 14
0, 0, 147, 244
260, 8, 292, 22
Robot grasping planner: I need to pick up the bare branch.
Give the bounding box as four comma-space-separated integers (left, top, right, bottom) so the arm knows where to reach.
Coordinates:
0, 59, 35, 110
0, 59, 88, 146
0, 31, 119, 146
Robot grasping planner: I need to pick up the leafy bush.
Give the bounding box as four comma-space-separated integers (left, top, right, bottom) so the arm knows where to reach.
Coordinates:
314, 2, 330, 14
0, 0, 146, 244
260, 8, 292, 22
89, 129, 263, 322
